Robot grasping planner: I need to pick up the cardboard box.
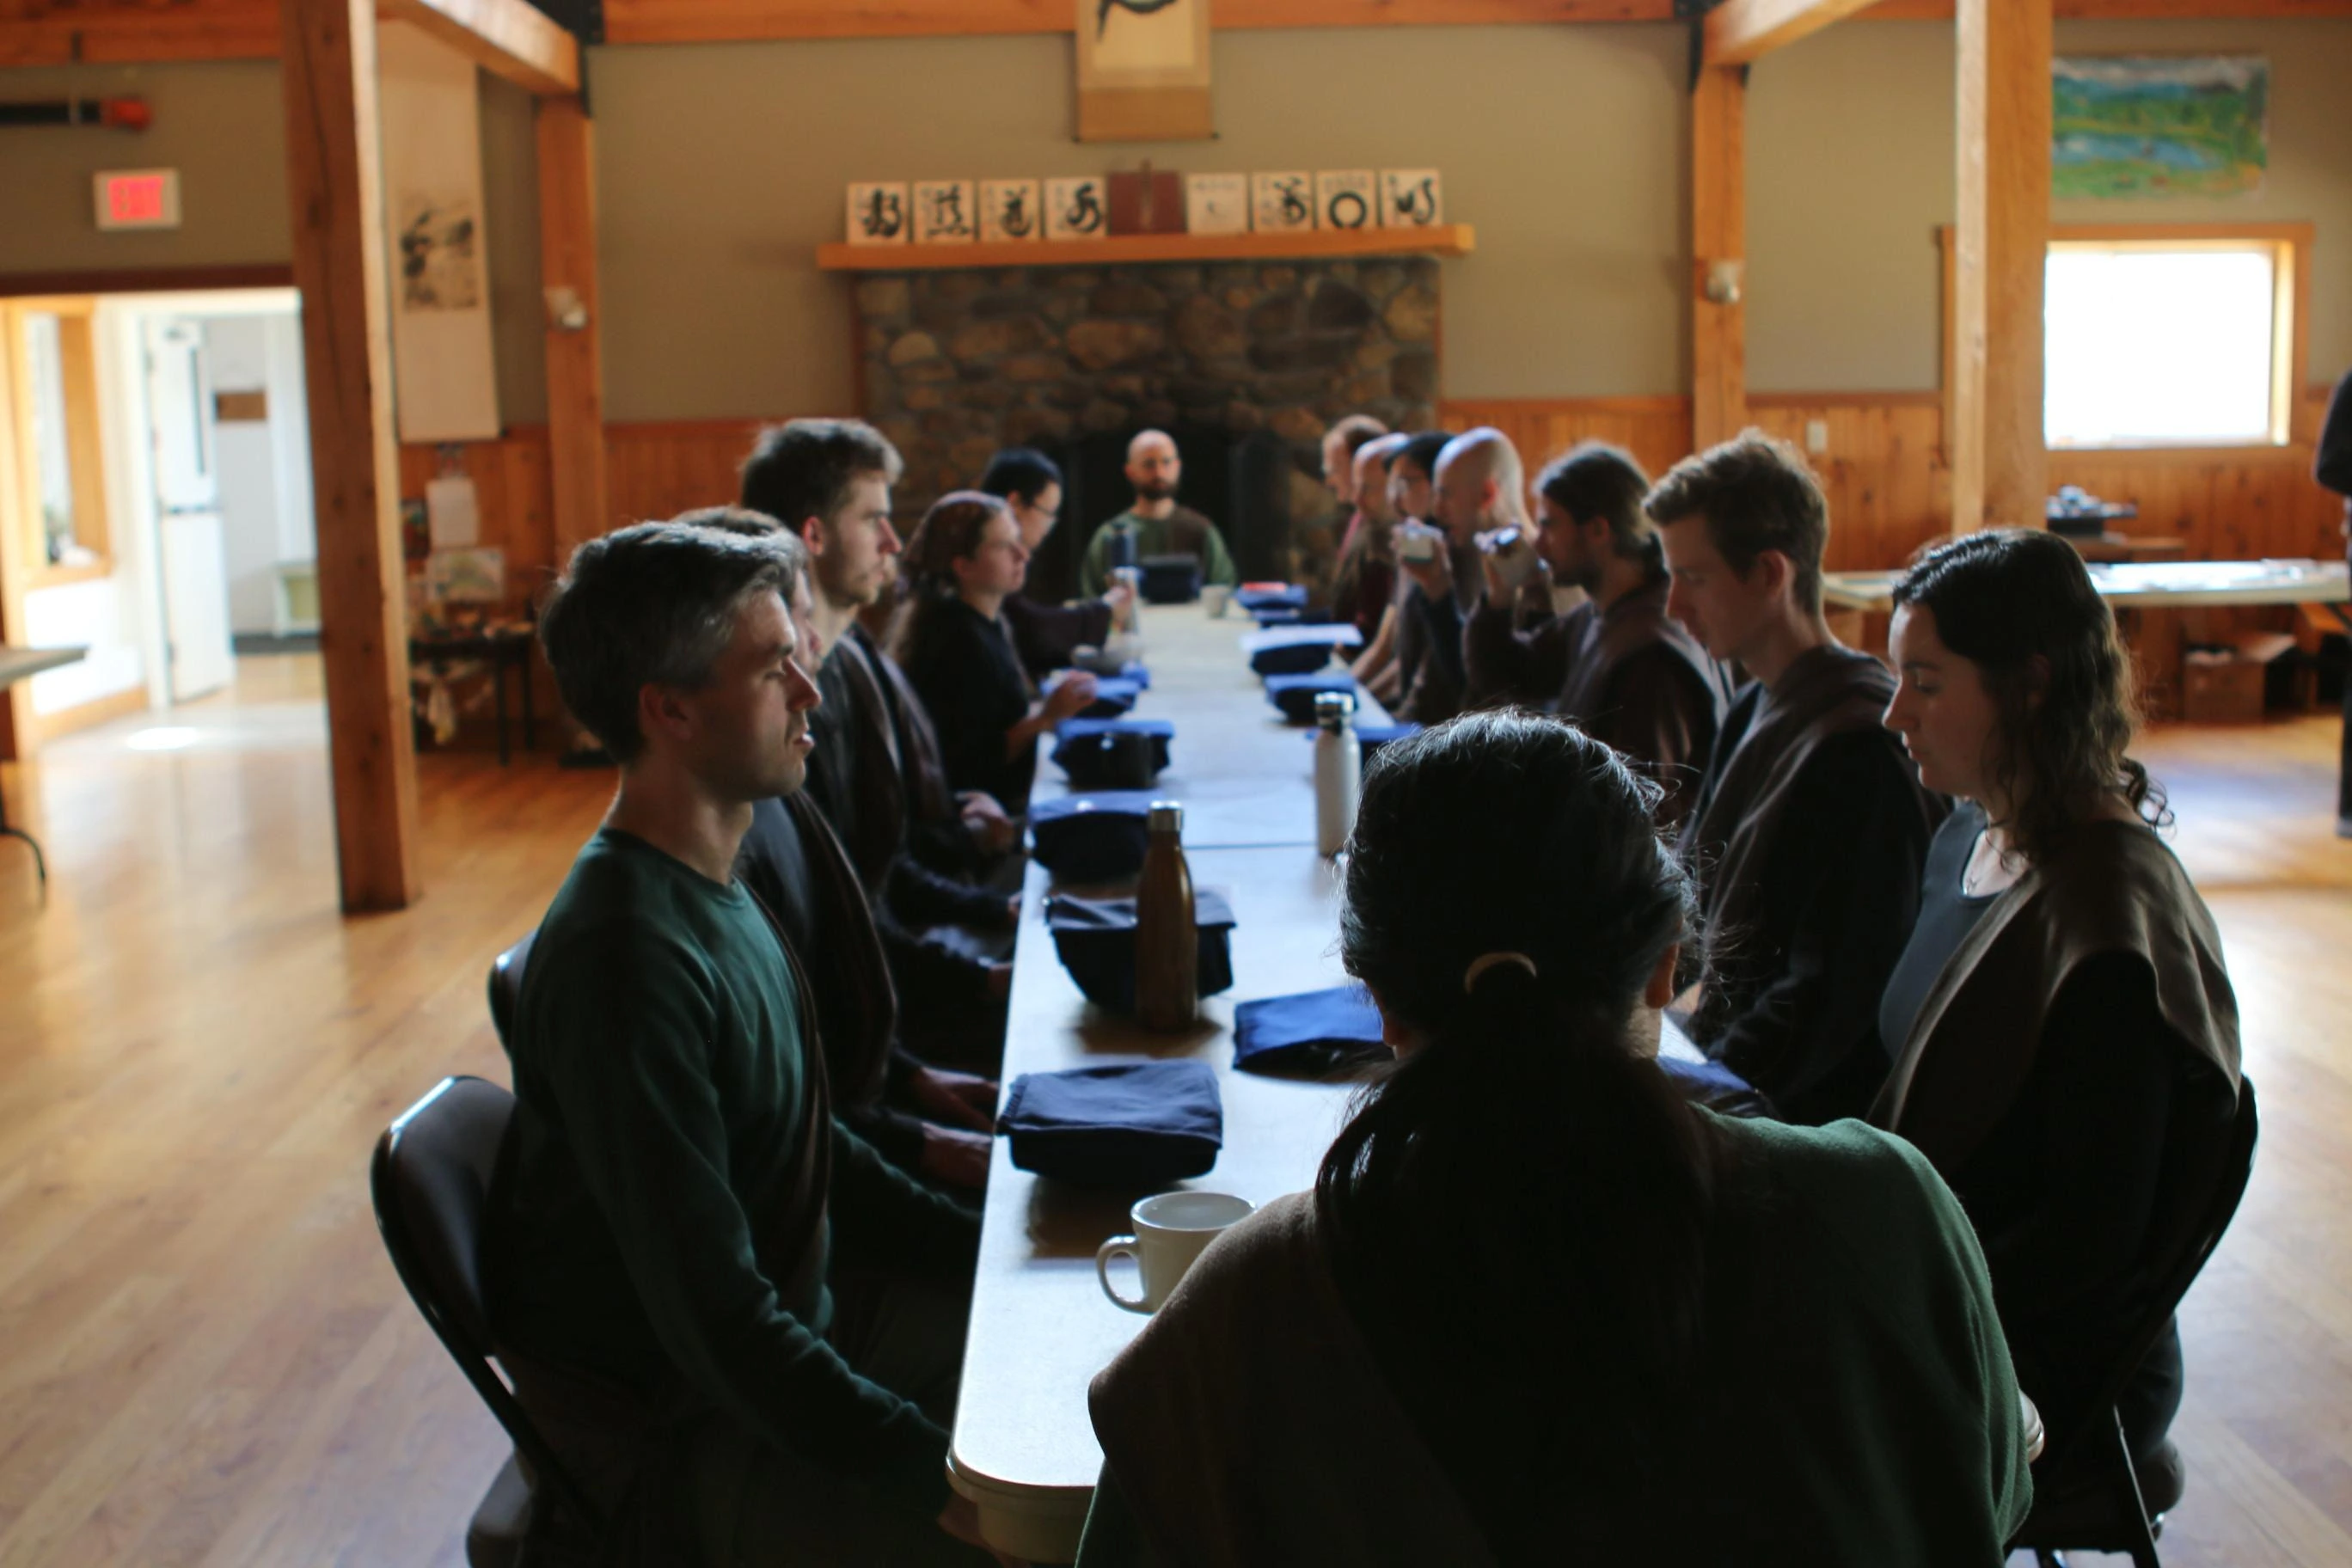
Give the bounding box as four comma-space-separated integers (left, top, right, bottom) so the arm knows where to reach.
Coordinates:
2181, 646, 2266, 724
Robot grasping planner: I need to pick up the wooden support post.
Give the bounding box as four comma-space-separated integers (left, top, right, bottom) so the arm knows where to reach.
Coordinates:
1951, 0, 2050, 532
281, 0, 422, 911
1692, 64, 1748, 453
537, 96, 609, 562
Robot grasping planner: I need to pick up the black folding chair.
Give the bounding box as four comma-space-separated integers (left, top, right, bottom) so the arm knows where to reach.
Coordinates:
2009, 1074, 2260, 1568
487, 932, 536, 1049
372, 1075, 603, 1566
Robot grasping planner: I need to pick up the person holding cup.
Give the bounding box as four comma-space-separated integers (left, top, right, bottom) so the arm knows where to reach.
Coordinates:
892, 491, 1099, 814
1077, 714, 2032, 1565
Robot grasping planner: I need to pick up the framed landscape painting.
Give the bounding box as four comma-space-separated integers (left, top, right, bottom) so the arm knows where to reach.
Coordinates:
2053, 56, 2268, 199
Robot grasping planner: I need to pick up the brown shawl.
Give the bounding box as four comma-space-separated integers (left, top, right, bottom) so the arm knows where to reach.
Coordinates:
1871, 819, 2241, 1174
1681, 644, 1920, 945
1088, 1192, 1497, 1568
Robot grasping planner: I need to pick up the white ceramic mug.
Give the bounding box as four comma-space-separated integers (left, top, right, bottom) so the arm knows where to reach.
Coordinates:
1202, 584, 1233, 619
1095, 1191, 1254, 1314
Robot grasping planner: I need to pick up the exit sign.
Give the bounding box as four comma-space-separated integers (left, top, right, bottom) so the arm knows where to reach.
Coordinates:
94, 169, 181, 231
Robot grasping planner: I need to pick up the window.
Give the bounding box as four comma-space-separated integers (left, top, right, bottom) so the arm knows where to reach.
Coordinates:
3, 299, 111, 578
2041, 230, 2303, 450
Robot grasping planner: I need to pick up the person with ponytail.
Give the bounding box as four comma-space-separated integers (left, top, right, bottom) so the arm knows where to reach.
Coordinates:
891, 490, 1099, 813
1873, 527, 2242, 1503
1078, 713, 2032, 1566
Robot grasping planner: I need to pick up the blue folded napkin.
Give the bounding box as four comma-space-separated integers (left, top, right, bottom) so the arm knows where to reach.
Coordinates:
997, 1060, 1224, 1186
1115, 661, 1150, 690
1265, 672, 1360, 724
1053, 717, 1175, 791
1251, 607, 1305, 627
1075, 677, 1142, 720
1657, 1056, 1774, 1119
1234, 584, 1308, 612
1243, 623, 1365, 677
1029, 792, 1163, 882
1233, 984, 1388, 1075
1047, 888, 1237, 1014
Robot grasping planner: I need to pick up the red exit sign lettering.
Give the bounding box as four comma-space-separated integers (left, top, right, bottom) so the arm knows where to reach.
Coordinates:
93, 169, 181, 231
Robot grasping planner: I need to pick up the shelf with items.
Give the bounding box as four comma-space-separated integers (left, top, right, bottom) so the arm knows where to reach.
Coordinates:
816, 224, 1476, 273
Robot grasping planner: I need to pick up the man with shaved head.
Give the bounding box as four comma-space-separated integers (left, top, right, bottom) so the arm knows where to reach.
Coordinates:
1395, 426, 1535, 723
1076, 428, 1238, 596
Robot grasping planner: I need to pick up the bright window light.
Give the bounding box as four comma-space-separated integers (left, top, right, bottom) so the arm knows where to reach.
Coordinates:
2044, 244, 2282, 448
126, 726, 201, 751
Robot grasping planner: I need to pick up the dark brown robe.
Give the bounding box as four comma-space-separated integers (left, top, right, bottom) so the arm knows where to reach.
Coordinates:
1679, 645, 1947, 1123
1872, 818, 2240, 1175
1465, 576, 1730, 826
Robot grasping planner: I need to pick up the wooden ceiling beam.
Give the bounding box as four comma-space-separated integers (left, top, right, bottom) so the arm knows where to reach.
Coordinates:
1706, 0, 1883, 66
3, 0, 2346, 64
377, 0, 578, 95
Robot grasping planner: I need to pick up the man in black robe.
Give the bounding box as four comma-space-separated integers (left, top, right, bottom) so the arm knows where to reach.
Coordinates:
1462, 440, 1729, 827
739, 420, 1017, 1065
1650, 431, 1945, 1124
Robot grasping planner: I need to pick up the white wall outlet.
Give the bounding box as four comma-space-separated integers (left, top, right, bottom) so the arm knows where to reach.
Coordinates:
1805, 420, 1829, 456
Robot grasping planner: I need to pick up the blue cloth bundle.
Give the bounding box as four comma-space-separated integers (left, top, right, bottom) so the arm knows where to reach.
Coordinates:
1028, 792, 1163, 883
1052, 717, 1175, 791
1234, 584, 1308, 613
1264, 672, 1360, 724
1045, 889, 1236, 1014
1139, 554, 1202, 604
996, 1060, 1223, 1186
1243, 623, 1365, 677
1074, 676, 1142, 720
1232, 984, 1389, 1076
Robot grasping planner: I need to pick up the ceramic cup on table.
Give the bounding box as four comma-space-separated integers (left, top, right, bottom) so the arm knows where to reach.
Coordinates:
1096, 1191, 1254, 1314
1202, 584, 1233, 619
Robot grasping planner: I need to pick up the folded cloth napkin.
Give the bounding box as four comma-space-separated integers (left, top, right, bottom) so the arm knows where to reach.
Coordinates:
1075, 676, 1142, 720
1114, 660, 1150, 690
1658, 1056, 1774, 1119
997, 1060, 1223, 1186
1047, 888, 1237, 1014
1234, 583, 1308, 612
1243, 623, 1365, 677
1053, 717, 1175, 791
1233, 984, 1388, 1075
1029, 792, 1163, 882
1250, 608, 1305, 628
1265, 672, 1360, 724
1139, 554, 1203, 604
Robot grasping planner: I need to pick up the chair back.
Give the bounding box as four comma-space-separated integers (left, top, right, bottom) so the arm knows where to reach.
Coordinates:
372, 1075, 601, 1533
2039, 1073, 2259, 1482
487, 931, 536, 1048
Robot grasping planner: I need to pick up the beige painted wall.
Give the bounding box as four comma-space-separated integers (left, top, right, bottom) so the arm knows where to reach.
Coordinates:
1748, 16, 2352, 393
0, 60, 546, 423
585, 24, 1691, 421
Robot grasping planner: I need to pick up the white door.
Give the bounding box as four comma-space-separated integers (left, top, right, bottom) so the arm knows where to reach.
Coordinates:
145, 319, 235, 701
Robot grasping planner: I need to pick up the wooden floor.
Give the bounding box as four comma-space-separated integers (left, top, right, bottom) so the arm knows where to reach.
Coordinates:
0, 655, 2347, 1566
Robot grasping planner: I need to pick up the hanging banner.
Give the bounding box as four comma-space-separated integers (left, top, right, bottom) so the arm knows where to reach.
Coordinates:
1075, 0, 1213, 144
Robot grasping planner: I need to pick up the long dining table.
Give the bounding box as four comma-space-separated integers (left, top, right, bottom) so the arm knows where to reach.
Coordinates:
945, 599, 1697, 1561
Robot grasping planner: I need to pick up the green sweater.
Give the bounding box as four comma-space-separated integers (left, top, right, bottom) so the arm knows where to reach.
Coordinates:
483, 827, 977, 1517
1076, 505, 1239, 597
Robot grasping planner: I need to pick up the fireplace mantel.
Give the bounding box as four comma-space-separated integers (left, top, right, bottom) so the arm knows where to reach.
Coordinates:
817, 224, 1474, 273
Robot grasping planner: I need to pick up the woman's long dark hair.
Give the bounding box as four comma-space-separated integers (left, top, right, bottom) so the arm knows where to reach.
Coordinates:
1315, 712, 1716, 1553
886, 489, 1013, 671
1893, 528, 2166, 862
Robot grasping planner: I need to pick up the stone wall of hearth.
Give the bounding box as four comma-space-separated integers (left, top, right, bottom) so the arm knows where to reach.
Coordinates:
852, 258, 1442, 528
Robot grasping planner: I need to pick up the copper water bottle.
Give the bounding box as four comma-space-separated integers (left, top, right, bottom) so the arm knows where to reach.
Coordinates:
1134, 801, 1198, 1031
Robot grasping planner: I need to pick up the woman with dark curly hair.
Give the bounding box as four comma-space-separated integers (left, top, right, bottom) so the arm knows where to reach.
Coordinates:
891, 490, 1097, 812
1078, 714, 2033, 1566
1874, 527, 2243, 1497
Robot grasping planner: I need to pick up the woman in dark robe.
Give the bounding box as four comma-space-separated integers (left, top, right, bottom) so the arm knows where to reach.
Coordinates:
890, 491, 1098, 812
1079, 713, 2033, 1566
1874, 527, 2242, 1499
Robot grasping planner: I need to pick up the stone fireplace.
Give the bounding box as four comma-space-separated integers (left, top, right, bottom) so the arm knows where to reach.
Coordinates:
852, 256, 1441, 597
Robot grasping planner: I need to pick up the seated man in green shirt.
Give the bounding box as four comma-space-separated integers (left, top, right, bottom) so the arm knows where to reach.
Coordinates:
1075, 428, 1239, 596
481, 518, 993, 1565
